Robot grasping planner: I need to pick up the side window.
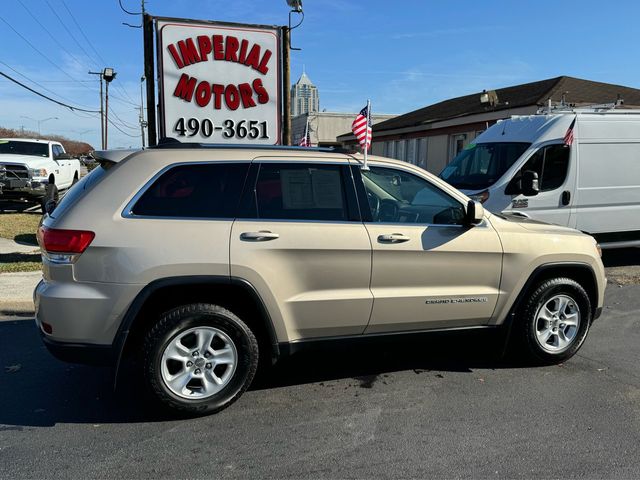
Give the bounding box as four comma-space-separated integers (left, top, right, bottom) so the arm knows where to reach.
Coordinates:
253, 163, 349, 221
362, 167, 465, 225
52, 145, 62, 158
519, 144, 570, 192
130, 163, 249, 218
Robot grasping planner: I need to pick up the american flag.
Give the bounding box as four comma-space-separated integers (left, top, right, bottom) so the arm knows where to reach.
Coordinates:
352, 105, 372, 151
299, 118, 311, 147
564, 116, 576, 145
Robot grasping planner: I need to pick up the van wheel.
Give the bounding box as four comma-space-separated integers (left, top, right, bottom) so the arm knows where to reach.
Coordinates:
514, 277, 591, 364
142, 303, 259, 416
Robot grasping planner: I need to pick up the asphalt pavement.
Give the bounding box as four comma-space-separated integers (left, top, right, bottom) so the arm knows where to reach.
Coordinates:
1, 284, 639, 479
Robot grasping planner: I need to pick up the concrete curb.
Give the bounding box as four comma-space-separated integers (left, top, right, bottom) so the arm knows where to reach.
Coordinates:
0, 271, 40, 313
0, 300, 34, 317
0, 237, 40, 254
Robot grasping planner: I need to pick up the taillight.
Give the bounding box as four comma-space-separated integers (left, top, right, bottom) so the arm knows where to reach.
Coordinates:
37, 226, 95, 263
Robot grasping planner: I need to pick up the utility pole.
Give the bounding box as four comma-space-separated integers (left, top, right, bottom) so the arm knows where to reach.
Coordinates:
88, 70, 105, 148
122, 0, 149, 148
90, 68, 117, 149
139, 76, 147, 148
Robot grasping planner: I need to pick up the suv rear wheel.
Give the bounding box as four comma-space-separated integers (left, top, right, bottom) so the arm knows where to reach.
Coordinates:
143, 303, 259, 415
515, 277, 591, 364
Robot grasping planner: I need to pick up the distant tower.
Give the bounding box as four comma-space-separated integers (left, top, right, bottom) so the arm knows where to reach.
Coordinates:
290, 68, 319, 116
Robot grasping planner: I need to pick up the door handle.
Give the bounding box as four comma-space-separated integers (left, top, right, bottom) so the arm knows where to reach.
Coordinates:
561, 190, 571, 206
378, 233, 410, 243
240, 231, 280, 241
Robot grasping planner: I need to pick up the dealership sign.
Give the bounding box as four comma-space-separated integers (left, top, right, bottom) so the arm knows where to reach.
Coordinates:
157, 19, 282, 144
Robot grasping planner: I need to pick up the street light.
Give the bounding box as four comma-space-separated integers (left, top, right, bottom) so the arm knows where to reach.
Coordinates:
88, 67, 117, 149
20, 116, 58, 136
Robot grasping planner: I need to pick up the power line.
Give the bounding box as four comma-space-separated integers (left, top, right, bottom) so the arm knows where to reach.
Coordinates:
0, 14, 97, 95
17, 0, 91, 74
118, 0, 142, 16
0, 70, 100, 113
107, 116, 141, 138
0, 60, 97, 110
109, 108, 140, 130
59, 0, 138, 104
44, 0, 99, 69
60, 0, 108, 66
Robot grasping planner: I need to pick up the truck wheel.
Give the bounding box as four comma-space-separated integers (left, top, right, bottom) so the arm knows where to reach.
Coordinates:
143, 303, 259, 416
40, 183, 59, 213
515, 277, 591, 364
72, 172, 79, 185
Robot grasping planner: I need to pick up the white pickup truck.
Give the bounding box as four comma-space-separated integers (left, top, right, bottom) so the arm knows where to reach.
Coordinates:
0, 138, 81, 212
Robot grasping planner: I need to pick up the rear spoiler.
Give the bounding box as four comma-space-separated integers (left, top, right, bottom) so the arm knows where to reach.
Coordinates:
91, 149, 139, 167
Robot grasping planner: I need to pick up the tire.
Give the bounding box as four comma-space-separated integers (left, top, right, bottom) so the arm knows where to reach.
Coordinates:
513, 277, 591, 364
40, 183, 59, 213
72, 172, 79, 185
143, 303, 259, 416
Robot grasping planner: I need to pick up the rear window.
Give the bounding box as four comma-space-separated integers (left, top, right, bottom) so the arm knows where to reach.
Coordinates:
49, 165, 110, 218
131, 163, 249, 218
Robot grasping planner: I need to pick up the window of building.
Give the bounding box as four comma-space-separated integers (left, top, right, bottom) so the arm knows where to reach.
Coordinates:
131, 163, 249, 218
417, 138, 428, 169
406, 139, 417, 165
385, 141, 395, 158
396, 140, 406, 161
253, 164, 349, 221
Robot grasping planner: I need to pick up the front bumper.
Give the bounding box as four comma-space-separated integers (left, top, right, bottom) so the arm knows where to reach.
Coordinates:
0, 178, 47, 199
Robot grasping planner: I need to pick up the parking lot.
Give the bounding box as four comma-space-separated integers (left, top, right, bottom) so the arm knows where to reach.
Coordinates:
1, 284, 639, 479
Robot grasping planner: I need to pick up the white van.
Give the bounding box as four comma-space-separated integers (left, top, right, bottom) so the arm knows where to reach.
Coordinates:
439, 109, 640, 248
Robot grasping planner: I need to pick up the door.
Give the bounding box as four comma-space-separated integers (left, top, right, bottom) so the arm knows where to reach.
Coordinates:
230, 161, 373, 341
355, 165, 503, 334
51, 144, 71, 187
504, 143, 575, 227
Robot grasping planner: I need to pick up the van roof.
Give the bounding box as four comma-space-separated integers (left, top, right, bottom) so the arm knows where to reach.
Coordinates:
474, 115, 574, 144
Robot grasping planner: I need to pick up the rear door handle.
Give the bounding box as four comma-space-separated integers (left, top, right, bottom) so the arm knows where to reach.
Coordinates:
561, 190, 571, 206
240, 231, 280, 241
378, 233, 410, 243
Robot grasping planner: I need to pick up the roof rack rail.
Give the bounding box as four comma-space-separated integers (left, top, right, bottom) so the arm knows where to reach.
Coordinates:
151, 137, 350, 153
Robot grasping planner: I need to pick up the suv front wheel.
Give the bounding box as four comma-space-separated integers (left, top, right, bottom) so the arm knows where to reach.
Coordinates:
515, 277, 591, 364
143, 303, 259, 415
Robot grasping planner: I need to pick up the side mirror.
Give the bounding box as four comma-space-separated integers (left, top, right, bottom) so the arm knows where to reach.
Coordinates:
521, 170, 539, 196
465, 200, 484, 225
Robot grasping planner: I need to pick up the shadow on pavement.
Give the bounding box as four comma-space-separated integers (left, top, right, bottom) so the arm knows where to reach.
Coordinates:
0, 318, 516, 428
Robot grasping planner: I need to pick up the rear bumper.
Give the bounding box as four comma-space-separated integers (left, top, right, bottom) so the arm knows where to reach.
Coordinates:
34, 277, 142, 365
40, 330, 114, 366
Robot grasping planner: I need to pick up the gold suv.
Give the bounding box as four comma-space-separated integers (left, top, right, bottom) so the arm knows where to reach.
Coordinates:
35, 145, 606, 415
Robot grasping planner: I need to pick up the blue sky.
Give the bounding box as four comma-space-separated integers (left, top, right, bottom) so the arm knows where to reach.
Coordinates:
1, 0, 639, 149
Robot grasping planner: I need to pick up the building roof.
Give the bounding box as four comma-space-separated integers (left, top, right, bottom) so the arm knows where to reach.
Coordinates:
294, 71, 315, 87
369, 76, 640, 133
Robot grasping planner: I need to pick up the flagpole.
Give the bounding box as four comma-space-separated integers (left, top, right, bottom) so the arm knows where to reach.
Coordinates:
363, 99, 371, 170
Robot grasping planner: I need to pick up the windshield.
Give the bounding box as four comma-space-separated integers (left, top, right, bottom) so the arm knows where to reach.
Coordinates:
0, 140, 49, 157
439, 142, 530, 190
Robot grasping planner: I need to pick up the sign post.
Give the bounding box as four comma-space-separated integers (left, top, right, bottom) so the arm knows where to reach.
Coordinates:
152, 17, 283, 145
143, 13, 157, 146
